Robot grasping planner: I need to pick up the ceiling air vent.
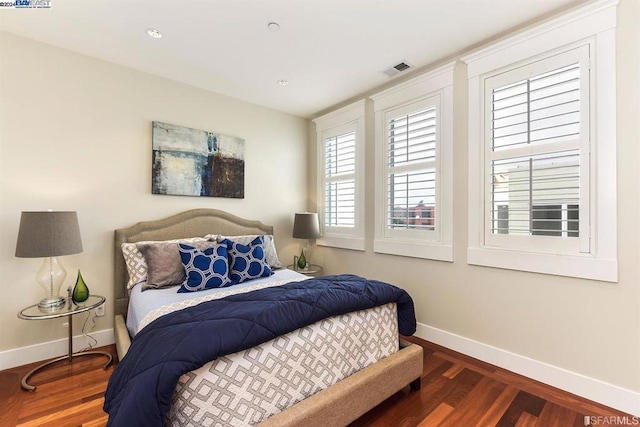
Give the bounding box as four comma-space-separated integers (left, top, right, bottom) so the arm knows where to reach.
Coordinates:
383, 61, 411, 78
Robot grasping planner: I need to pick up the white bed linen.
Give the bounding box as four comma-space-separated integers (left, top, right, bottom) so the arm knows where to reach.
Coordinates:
126, 269, 307, 337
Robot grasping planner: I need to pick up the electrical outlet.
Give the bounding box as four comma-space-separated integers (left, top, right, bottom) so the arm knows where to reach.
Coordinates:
96, 303, 105, 317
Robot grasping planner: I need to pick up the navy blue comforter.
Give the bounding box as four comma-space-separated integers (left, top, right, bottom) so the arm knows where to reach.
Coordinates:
103, 274, 416, 426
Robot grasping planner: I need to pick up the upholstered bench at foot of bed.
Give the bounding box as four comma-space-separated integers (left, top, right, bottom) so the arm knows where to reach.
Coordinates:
258, 340, 423, 427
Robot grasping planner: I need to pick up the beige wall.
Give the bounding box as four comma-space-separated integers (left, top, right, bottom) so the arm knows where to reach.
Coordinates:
310, 0, 639, 393
0, 32, 309, 352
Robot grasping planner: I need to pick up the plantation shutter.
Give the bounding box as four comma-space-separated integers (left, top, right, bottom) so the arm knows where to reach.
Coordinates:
488, 59, 586, 240
324, 131, 356, 227
387, 106, 436, 231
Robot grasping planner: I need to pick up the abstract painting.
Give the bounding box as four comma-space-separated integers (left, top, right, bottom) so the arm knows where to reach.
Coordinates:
151, 121, 244, 198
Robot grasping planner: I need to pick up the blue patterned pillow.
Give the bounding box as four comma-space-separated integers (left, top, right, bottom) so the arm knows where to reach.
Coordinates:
222, 236, 273, 284
177, 243, 231, 293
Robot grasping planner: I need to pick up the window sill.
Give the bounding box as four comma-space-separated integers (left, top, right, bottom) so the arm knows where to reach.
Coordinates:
374, 239, 453, 262
317, 236, 365, 251
467, 247, 618, 282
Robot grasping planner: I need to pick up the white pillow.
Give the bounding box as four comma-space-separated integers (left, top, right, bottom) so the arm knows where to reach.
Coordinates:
121, 237, 207, 290
215, 234, 283, 269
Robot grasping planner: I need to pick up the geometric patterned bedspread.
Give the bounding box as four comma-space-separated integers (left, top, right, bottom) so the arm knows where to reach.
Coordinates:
165, 302, 399, 426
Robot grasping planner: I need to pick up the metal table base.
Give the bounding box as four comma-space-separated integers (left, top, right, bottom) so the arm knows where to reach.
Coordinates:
21, 350, 113, 391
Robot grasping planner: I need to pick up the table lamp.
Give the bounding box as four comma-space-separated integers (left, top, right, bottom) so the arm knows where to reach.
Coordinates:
292, 212, 320, 270
15, 211, 83, 310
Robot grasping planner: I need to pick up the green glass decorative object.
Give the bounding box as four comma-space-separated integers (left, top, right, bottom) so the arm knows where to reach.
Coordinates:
71, 270, 90, 305
297, 250, 307, 270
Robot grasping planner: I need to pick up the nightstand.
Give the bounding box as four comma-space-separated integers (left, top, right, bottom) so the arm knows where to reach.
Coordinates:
288, 263, 323, 277
17, 295, 113, 391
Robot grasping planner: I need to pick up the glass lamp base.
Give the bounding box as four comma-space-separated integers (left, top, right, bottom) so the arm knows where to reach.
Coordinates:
36, 257, 67, 312
38, 297, 65, 312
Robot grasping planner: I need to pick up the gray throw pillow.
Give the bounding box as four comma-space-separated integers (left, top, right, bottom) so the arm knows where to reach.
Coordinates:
137, 241, 218, 290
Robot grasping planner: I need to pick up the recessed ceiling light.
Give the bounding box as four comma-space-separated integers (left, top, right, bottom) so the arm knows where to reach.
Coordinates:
278, 80, 289, 86
145, 28, 162, 39
267, 22, 280, 32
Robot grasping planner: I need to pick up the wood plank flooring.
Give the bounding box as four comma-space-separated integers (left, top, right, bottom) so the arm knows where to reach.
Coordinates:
0, 348, 114, 427
351, 336, 635, 426
0, 338, 634, 426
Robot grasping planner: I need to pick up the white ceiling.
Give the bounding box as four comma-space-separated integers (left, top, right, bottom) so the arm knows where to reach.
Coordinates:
0, 0, 585, 118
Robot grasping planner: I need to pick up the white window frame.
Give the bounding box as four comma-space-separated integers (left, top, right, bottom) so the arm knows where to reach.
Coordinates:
313, 100, 365, 251
371, 62, 454, 262
463, 0, 618, 282
483, 45, 589, 255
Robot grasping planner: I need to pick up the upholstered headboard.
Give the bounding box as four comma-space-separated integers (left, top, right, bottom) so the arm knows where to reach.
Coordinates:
114, 209, 273, 318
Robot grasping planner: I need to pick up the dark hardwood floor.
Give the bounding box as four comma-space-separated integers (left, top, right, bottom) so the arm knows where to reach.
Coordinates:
0, 338, 633, 426
353, 336, 635, 426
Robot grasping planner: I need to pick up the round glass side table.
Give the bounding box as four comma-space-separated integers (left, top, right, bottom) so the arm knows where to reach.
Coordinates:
18, 295, 113, 391
287, 263, 323, 277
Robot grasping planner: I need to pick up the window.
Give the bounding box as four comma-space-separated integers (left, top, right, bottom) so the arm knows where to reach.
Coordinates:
484, 48, 588, 255
324, 130, 356, 228
372, 63, 454, 261
464, 1, 618, 281
314, 100, 365, 251
387, 106, 436, 232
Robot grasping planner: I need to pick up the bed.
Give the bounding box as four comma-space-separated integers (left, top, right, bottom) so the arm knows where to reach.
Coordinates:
109, 208, 423, 426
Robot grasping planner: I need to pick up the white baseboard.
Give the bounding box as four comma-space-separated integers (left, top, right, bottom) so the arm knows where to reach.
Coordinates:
415, 323, 640, 417
0, 328, 115, 371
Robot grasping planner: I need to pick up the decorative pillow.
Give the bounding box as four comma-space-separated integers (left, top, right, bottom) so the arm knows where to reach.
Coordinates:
177, 243, 231, 293
121, 237, 207, 290
216, 234, 283, 269
137, 241, 218, 291
221, 236, 273, 284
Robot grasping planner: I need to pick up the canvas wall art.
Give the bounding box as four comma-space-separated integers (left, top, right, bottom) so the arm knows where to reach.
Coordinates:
151, 121, 244, 198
